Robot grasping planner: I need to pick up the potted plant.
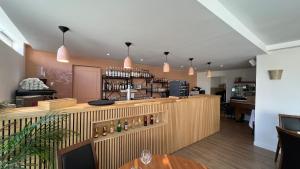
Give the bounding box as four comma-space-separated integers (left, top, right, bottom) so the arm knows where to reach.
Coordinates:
0, 113, 76, 169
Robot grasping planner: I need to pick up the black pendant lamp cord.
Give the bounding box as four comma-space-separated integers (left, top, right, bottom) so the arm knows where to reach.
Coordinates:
62, 32, 65, 45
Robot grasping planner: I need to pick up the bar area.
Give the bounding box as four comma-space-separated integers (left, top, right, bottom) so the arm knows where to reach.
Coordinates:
1, 96, 220, 169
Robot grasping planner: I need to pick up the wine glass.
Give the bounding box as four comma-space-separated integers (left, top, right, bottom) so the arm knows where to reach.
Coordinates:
140, 149, 152, 165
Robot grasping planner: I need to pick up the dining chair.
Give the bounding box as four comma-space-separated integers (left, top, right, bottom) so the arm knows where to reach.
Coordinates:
275, 114, 300, 162
276, 126, 300, 169
57, 139, 98, 169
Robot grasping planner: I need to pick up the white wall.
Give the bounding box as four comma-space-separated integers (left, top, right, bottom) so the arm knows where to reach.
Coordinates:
197, 68, 256, 101
255, 47, 300, 151
0, 40, 25, 101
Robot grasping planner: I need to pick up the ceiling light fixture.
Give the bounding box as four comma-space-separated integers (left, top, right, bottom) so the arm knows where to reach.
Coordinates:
124, 42, 133, 69
57, 26, 70, 63
106, 53, 110, 56
163, 51, 170, 73
188, 58, 194, 76
207, 62, 212, 78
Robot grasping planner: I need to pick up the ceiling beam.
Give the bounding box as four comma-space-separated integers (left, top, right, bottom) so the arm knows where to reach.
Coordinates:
266, 40, 300, 51
196, 0, 267, 53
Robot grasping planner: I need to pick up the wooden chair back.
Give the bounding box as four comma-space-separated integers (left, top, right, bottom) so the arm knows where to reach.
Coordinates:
276, 126, 300, 169
57, 139, 98, 169
279, 114, 300, 131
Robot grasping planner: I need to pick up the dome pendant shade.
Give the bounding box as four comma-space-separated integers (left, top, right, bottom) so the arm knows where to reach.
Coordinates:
206, 62, 212, 78
163, 51, 170, 73
188, 58, 194, 76
188, 66, 194, 76
163, 62, 170, 72
57, 45, 70, 63
57, 26, 70, 63
124, 42, 133, 69
124, 56, 133, 69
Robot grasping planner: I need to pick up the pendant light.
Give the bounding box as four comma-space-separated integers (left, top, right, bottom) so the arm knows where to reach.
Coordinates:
207, 62, 212, 78
124, 42, 133, 69
188, 58, 194, 76
163, 51, 170, 73
57, 26, 70, 63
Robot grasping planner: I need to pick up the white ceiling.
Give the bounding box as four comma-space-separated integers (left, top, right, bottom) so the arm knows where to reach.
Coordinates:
0, 0, 276, 70
218, 0, 300, 45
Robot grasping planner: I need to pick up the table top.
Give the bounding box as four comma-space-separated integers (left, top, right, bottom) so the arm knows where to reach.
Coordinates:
119, 155, 207, 169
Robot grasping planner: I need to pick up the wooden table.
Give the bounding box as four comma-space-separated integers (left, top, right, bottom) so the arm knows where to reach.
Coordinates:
230, 99, 255, 121
119, 155, 207, 169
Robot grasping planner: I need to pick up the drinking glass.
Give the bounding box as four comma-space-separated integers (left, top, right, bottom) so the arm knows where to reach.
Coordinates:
140, 149, 152, 165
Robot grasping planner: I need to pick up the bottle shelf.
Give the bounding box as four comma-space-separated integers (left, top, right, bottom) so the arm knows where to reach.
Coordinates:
93, 122, 167, 143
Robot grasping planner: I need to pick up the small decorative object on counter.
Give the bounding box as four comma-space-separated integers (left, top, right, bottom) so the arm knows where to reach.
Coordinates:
110, 121, 115, 134
150, 115, 154, 125
144, 115, 148, 126
124, 119, 129, 131
117, 120, 122, 132
94, 127, 99, 138
102, 126, 107, 136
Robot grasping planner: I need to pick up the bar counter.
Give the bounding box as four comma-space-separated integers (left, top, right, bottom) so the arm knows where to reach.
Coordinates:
0, 95, 220, 169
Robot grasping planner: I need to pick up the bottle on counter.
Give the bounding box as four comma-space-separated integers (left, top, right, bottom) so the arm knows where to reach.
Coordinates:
150, 115, 154, 125
117, 120, 122, 132
102, 126, 107, 136
144, 115, 148, 126
110, 121, 115, 133
124, 119, 129, 131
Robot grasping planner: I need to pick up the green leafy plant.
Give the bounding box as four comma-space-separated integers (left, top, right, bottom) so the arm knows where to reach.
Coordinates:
0, 113, 76, 169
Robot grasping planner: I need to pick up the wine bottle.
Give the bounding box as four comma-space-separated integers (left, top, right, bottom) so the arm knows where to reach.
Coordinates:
110, 121, 115, 133
117, 120, 122, 132
124, 119, 129, 131
150, 115, 154, 125
144, 115, 148, 126
102, 126, 107, 136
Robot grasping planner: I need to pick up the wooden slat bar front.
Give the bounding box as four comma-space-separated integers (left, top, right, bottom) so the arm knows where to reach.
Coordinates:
0, 95, 220, 169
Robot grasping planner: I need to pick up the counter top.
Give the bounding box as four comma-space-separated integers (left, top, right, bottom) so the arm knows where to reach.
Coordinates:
0, 95, 220, 120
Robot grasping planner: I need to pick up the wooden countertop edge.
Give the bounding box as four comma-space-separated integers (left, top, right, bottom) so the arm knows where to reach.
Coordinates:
0, 95, 219, 120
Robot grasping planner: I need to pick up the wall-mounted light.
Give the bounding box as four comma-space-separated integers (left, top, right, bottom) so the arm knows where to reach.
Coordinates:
268, 69, 283, 80
163, 51, 170, 73
57, 26, 70, 63
124, 42, 133, 69
188, 58, 194, 76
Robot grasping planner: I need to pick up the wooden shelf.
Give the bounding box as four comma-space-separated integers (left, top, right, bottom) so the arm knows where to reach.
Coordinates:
91, 111, 162, 124
94, 122, 167, 143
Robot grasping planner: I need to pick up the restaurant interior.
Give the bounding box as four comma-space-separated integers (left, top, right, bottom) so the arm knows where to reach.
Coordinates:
0, 1, 300, 169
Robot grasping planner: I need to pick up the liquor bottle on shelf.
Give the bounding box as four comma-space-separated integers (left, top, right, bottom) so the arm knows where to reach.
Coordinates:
110, 121, 115, 133
144, 115, 148, 126
94, 127, 99, 138
138, 117, 142, 126
132, 119, 136, 129
102, 126, 107, 136
117, 120, 122, 132
150, 115, 154, 125
124, 119, 129, 131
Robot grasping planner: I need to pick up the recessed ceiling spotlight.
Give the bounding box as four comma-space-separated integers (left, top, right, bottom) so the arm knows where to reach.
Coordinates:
106, 53, 110, 56
220, 64, 224, 68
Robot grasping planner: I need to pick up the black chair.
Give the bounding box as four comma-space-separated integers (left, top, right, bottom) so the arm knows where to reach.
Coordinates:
222, 103, 235, 119
276, 126, 300, 169
275, 114, 300, 162
57, 139, 98, 169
